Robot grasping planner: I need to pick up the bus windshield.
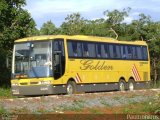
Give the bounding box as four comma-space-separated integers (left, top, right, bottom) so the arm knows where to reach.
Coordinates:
13, 41, 52, 78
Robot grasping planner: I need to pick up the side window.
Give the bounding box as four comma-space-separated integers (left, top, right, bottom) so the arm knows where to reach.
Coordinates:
53, 40, 64, 56
88, 43, 96, 58
109, 44, 114, 58
121, 45, 126, 59
67, 41, 82, 57
113, 45, 117, 58
96, 44, 101, 58
115, 45, 121, 58
72, 42, 78, 56
82, 42, 89, 57
67, 41, 74, 57
132, 46, 137, 59
142, 46, 148, 60
101, 44, 109, 58
127, 46, 132, 59
112, 45, 121, 59
137, 46, 143, 60
77, 42, 82, 57
104, 44, 109, 58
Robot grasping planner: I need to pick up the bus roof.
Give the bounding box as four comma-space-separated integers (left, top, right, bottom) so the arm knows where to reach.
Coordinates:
15, 35, 147, 45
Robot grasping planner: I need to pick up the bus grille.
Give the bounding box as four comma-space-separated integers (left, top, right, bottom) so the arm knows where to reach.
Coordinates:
20, 83, 28, 85
30, 82, 39, 85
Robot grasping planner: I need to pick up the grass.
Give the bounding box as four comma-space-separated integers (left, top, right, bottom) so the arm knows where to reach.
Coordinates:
123, 93, 160, 114
0, 87, 13, 99
113, 95, 121, 100
65, 100, 85, 112
89, 108, 104, 114
150, 80, 160, 88
99, 98, 112, 108
0, 106, 9, 115
55, 99, 86, 113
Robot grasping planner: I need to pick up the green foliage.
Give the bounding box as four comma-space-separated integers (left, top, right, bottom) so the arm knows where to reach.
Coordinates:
56, 99, 86, 112
0, 0, 36, 49
123, 94, 160, 114
83, 19, 107, 36
60, 12, 86, 35
103, 8, 131, 26
0, 106, 8, 115
0, 87, 12, 98
40, 20, 57, 35
0, 0, 36, 86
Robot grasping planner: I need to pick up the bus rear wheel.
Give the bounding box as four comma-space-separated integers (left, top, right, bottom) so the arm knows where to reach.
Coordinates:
118, 79, 126, 91
128, 79, 135, 91
66, 81, 76, 95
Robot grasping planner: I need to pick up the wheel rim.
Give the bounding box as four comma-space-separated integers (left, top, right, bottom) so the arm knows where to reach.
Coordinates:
120, 82, 125, 91
67, 84, 73, 94
129, 82, 134, 91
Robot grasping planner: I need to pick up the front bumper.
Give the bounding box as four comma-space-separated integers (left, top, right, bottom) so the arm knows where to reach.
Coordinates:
11, 84, 66, 96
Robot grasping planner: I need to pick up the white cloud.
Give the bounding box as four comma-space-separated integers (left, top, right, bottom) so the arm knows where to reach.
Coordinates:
123, 16, 133, 23
25, 0, 160, 28
25, 0, 133, 19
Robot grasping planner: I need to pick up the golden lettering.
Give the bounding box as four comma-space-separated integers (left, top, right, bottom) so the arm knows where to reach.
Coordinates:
80, 60, 113, 70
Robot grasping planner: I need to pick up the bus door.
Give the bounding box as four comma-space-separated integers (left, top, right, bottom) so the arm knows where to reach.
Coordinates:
53, 40, 65, 80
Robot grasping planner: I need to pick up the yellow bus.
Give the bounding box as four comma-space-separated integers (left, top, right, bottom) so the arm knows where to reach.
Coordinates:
11, 35, 150, 96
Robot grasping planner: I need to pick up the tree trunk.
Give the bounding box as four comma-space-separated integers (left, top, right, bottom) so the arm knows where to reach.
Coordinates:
153, 58, 157, 86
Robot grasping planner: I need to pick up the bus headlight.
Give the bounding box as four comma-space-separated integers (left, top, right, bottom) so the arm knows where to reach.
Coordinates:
39, 81, 51, 85
12, 83, 18, 86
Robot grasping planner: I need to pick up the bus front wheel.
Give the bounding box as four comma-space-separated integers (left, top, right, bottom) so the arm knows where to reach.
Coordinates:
66, 81, 76, 95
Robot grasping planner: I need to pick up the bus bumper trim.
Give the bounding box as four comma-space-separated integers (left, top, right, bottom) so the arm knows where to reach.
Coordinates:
12, 84, 66, 96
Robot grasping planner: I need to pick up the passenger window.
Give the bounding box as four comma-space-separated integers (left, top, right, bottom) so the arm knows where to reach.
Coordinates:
67, 42, 74, 57
137, 46, 143, 60
115, 45, 121, 58
101, 44, 109, 58
72, 42, 78, 57
132, 46, 137, 59
88, 43, 96, 58
109, 44, 114, 58
127, 46, 132, 59
82, 43, 89, 57
104, 44, 109, 58
54, 40, 64, 56
120, 45, 126, 59
142, 46, 148, 60
67, 41, 82, 57
77, 42, 82, 57
96, 44, 101, 58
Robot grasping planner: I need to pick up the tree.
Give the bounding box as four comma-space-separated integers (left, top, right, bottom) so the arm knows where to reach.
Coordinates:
83, 19, 107, 36
60, 13, 85, 35
0, 0, 36, 86
127, 13, 160, 85
40, 20, 57, 35
128, 13, 151, 41
0, 0, 36, 49
146, 22, 160, 85
103, 8, 131, 39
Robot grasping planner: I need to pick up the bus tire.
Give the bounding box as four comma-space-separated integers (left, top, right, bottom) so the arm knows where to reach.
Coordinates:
66, 81, 76, 95
118, 79, 126, 91
128, 79, 135, 91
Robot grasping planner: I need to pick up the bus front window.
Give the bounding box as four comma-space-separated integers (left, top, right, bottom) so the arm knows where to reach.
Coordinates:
13, 41, 52, 78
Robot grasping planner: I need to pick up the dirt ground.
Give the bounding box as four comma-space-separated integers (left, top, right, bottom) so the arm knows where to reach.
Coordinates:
0, 89, 160, 115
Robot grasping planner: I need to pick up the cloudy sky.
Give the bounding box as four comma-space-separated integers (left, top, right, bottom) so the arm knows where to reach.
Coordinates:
25, 0, 160, 29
